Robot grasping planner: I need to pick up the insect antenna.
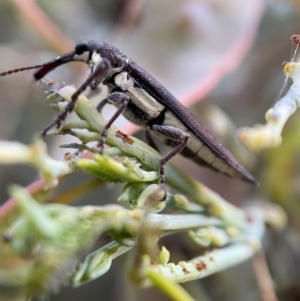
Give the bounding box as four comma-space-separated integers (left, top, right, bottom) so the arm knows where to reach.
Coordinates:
0, 65, 45, 77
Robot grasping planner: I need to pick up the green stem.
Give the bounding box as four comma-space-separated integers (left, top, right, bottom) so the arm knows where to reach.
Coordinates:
148, 270, 196, 301
41, 81, 247, 230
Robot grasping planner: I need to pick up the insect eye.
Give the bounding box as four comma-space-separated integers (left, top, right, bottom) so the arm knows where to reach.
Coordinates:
75, 41, 89, 55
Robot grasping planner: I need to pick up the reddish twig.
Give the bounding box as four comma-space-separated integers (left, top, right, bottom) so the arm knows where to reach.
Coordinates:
0, 179, 46, 219
10, 0, 74, 53
252, 250, 279, 301
111, 0, 145, 44
180, 1, 266, 107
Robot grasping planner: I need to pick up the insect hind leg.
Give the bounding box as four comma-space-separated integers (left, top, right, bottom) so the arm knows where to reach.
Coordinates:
150, 125, 190, 199
145, 131, 161, 153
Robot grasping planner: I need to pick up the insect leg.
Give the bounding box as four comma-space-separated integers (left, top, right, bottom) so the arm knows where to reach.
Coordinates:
96, 98, 108, 113
145, 131, 161, 153
41, 59, 111, 138
97, 91, 129, 154
150, 125, 190, 196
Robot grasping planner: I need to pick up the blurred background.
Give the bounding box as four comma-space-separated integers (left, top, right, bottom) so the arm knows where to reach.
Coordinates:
1, 0, 300, 300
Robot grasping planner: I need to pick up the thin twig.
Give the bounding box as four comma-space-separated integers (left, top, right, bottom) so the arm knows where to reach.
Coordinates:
252, 250, 279, 301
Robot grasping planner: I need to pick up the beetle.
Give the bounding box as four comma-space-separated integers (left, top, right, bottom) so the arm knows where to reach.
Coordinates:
0, 40, 257, 189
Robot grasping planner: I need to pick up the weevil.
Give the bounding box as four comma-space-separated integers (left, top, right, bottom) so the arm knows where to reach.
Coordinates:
0, 40, 257, 190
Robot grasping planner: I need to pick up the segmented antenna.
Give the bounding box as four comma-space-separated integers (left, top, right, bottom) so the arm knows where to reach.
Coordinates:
0, 65, 45, 77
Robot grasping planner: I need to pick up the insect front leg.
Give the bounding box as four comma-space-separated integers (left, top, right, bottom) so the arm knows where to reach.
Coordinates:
149, 125, 190, 198
97, 91, 129, 154
42, 59, 111, 138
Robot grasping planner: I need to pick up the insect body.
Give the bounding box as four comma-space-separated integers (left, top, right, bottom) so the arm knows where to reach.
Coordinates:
0, 40, 257, 187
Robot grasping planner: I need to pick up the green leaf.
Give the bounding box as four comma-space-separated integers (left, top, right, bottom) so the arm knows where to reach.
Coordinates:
77, 155, 158, 183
